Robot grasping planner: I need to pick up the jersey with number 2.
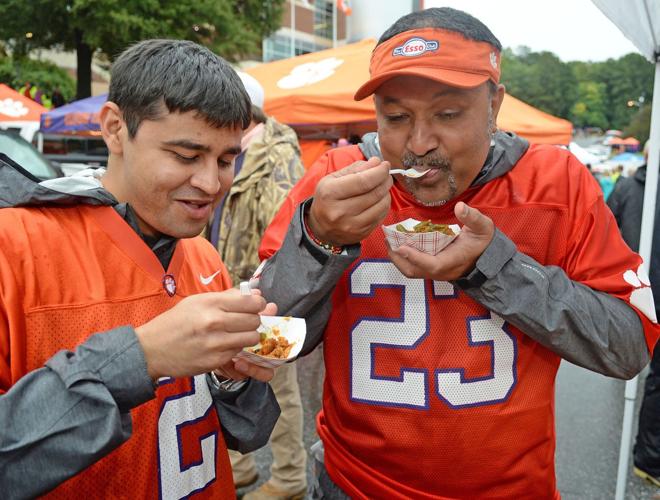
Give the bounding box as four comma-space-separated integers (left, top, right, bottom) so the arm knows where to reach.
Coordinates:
0, 205, 235, 500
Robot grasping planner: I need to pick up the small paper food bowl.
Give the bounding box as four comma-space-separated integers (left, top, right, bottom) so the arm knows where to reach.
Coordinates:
382, 218, 461, 255
236, 315, 306, 368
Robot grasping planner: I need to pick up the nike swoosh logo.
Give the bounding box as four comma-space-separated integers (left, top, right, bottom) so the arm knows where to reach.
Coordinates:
199, 270, 222, 286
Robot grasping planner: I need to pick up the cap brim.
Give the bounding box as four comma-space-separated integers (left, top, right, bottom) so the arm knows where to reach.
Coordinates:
354, 68, 490, 101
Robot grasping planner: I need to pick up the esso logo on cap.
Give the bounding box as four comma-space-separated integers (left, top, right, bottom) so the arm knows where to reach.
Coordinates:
392, 37, 439, 57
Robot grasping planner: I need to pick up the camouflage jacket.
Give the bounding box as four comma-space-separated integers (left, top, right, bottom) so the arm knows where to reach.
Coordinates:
215, 117, 304, 285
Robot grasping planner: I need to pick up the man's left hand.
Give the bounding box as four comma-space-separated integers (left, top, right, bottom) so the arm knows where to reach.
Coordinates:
387, 202, 495, 281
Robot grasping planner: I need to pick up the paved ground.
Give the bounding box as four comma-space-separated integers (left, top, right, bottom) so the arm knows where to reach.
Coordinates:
237, 346, 324, 499
239, 349, 659, 499
556, 361, 658, 500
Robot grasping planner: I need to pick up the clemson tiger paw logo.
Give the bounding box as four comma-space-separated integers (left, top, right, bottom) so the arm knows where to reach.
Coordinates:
0, 98, 29, 118
624, 265, 657, 323
277, 57, 344, 89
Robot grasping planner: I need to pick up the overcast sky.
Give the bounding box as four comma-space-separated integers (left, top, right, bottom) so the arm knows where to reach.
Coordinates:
424, 0, 640, 62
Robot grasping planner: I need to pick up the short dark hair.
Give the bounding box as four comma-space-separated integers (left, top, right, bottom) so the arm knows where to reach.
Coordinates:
250, 105, 268, 125
109, 39, 252, 137
378, 7, 502, 52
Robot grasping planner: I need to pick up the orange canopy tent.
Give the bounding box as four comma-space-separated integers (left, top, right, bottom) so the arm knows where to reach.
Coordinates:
498, 93, 574, 146
246, 39, 574, 167
0, 84, 47, 141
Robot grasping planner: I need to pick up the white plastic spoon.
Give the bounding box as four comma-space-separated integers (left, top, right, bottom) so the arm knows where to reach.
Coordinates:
389, 168, 430, 178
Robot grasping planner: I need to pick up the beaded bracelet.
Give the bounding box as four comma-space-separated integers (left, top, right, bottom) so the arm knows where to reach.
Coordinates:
303, 215, 344, 255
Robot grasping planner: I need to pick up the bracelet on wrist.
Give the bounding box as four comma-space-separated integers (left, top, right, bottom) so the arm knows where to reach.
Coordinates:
303, 215, 343, 255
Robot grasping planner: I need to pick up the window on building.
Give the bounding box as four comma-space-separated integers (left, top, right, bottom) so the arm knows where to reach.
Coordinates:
263, 34, 315, 62
313, 0, 333, 40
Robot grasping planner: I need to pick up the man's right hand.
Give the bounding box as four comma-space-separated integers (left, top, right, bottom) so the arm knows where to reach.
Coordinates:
307, 157, 392, 246
135, 288, 275, 381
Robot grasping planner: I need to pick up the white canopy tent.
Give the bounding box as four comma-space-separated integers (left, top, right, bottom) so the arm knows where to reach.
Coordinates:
568, 141, 603, 166
591, 1, 660, 499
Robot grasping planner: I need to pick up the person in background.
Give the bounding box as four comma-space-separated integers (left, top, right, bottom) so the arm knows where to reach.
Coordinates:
608, 141, 660, 486
51, 87, 66, 108
599, 169, 616, 200
0, 39, 280, 498
255, 7, 659, 498
18, 81, 50, 107
20, 81, 32, 99
207, 71, 307, 500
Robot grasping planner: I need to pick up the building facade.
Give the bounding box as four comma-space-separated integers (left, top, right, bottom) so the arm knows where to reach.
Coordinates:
262, 0, 423, 62
262, 0, 349, 62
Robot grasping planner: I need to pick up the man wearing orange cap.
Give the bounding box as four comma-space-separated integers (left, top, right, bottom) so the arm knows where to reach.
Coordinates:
255, 8, 659, 498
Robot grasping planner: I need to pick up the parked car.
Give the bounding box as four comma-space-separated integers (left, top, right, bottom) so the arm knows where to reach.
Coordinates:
34, 132, 108, 176
0, 130, 62, 180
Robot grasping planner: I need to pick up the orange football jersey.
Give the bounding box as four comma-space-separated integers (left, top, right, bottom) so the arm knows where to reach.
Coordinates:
260, 145, 659, 499
0, 205, 235, 499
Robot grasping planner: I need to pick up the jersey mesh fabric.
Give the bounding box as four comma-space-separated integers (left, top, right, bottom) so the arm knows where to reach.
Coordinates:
319, 206, 561, 499
0, 205, 235, 499
261, 144, 659, 499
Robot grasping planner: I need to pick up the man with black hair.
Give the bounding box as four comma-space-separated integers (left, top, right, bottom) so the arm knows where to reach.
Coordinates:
0, 39, 279, 498
255, 7, 660, 498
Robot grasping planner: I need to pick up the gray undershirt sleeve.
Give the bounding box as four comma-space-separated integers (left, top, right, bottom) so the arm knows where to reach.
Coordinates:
208, 377, 281, 454
456, 229, 649, 379
258, 200, 360, 356
0, 326, 155, 499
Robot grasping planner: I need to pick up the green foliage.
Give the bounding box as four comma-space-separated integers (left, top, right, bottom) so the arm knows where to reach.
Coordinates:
67, 0, 284, 62
570, 81, 608, 129
501, 48, 578, 118
0, 57, 75, 101
0, 0, 285, 96
623, 103, 652, 145
501, 47, 654, 133
588, 53, 654, 130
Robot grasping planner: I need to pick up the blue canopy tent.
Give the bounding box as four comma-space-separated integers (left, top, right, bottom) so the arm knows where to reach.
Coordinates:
605, 151, 646, 173
39, 94, 107, 134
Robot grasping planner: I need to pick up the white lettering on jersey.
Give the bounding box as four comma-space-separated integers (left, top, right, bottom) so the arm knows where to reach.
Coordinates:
435, 313, 517, 407
350, 260, 428, 408
349, 260, 517, 409
158, 375, 216, 499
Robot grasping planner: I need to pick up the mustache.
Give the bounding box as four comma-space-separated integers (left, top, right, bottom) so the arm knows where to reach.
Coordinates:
401, 152, 450, 169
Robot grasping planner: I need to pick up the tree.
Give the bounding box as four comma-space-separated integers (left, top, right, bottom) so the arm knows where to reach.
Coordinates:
501, 47, 577, 119
0, 56, 75, 102
590, 53, 654, 131
501, 47, 654, 133
623, 103, 652, 145
570, 81, 608, 130
0, 0, 285, 100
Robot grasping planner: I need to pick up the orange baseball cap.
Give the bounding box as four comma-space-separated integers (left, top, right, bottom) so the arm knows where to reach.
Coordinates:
354, 28, 501, 101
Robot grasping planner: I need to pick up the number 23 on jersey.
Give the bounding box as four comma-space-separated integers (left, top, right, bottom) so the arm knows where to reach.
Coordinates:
349, 260, 517, 410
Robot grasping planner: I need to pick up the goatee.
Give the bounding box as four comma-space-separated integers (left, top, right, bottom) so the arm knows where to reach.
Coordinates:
401, 151, 456, 206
